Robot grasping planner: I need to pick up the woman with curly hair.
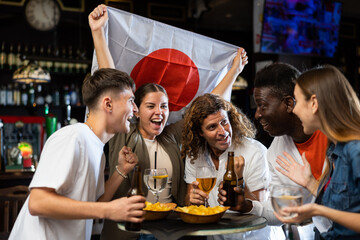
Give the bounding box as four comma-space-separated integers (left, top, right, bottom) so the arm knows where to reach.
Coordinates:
182, 93, 270, 207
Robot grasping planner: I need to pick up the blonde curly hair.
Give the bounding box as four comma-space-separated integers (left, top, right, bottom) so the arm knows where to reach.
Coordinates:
181, 93, 256, 162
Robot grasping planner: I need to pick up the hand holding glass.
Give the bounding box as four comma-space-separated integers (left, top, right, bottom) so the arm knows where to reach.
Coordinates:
196, 166, 217, 207
271, 185, 303, 240
144, 168, 168, 203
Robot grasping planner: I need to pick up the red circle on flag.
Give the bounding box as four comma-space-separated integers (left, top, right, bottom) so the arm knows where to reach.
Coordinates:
130, 48, 199, 112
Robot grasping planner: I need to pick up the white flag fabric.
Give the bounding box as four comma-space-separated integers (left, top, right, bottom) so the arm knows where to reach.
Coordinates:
91, 6, 239, 123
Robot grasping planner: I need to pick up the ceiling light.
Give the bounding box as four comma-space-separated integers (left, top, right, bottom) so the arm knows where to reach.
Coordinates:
13, 60, 51, 84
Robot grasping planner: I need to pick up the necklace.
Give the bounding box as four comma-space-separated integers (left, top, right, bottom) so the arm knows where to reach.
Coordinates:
85, 121, 93, 131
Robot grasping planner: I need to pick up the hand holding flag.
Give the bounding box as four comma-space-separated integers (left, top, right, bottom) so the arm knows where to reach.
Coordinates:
90, 5, 248, 123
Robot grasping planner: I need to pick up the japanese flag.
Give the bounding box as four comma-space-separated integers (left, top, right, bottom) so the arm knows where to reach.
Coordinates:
91, 7, 238, 123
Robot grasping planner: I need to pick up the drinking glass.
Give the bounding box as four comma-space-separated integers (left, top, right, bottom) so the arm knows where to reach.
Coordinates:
143, 168, 168, 203
271, 185, 303, 240
196, 165, 217, 207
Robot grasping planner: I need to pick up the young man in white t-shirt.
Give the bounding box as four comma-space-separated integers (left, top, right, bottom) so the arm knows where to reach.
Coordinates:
9, 67, 146, 240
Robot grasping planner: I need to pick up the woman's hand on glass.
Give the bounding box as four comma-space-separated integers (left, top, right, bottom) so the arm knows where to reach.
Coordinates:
274, 203, 317, 224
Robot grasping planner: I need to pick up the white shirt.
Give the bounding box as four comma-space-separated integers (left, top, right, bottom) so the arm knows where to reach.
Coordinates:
211, 135, 319, 240
185, 137, 269, 207
249, 135, 317, 224
246, 135, 324, 240
9, 123, 105, 240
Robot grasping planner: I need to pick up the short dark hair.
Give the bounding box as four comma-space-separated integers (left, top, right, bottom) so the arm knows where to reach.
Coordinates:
254, 62, 300, 98
134, 83, 167, 107
82, 68, 135, 109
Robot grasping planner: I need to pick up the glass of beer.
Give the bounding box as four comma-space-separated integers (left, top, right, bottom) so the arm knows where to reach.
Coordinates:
196, 165, 217, 207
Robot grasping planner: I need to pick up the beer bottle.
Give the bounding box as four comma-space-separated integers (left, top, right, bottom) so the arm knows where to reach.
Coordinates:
28, 82, 35, 107
222, 151, 238, 207
125, 165, 144, 231
0, 41, 7, 70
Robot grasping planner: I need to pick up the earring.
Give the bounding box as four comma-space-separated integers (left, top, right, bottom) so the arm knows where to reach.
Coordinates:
109, 110, 112, 113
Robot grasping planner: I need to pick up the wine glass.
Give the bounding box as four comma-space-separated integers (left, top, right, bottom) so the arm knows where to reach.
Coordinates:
271, 185, 303, 240
196, 165, 217, 207
143, 168, 168, 203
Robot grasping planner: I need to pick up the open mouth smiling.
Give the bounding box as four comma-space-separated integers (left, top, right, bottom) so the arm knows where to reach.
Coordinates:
151, 118, 163, 126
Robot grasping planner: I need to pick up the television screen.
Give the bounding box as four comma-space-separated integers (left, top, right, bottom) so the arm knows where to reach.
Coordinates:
260, 0, 342, 57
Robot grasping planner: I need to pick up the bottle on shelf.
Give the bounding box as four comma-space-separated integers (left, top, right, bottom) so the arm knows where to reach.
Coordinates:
63, 105, 71, 126
75, 48, 82, 73
39, 45, 46, 68
21, 84, 28, 106
70, 84, 78, 105
23, 44, 29, 66
68, 46, 75, 73
52, 84, 60, 106
16, 43, 22, 68
44, 103, 49, 115
222, 151, 238, 207
0, 85, 6, 106
125, 165, 144, 231
0, 41, 7, 70
44, 84, 53, 106
13, 83, 21, 106
6, 83, 13, 106
75, 84, 82, 106
63, 85, 70, 106
28, 82, 35, 107
7, 43, 16, 70
53, 46, 61, 73
0, 119, 4, 172
79, 47, 89, 73
61, 46, 68, 73
31, 44, 37, 56
35, 84, 45, 106
46, 44, 53, 72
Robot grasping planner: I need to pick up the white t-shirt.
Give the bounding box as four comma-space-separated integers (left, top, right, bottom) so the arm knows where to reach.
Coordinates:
9, 123, 105, 240
246, 135, 320, 240
250, 135, 317, 224
185, 137, 269, 207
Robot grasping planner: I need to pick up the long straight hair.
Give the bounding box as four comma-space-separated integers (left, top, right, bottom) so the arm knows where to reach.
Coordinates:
296, 65, 360, 142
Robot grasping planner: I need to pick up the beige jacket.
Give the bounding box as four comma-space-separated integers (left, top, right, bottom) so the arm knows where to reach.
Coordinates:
101, 120, 186, 240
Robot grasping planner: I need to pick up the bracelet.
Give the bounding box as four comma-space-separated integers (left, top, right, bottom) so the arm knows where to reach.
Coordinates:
237, 177, 244, 181
115, 165, 128, 179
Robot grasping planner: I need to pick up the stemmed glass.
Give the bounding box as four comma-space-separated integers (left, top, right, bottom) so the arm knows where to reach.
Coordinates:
143, 168, 168, 203
271, 185, 303, 240
196, 165, 217, 207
